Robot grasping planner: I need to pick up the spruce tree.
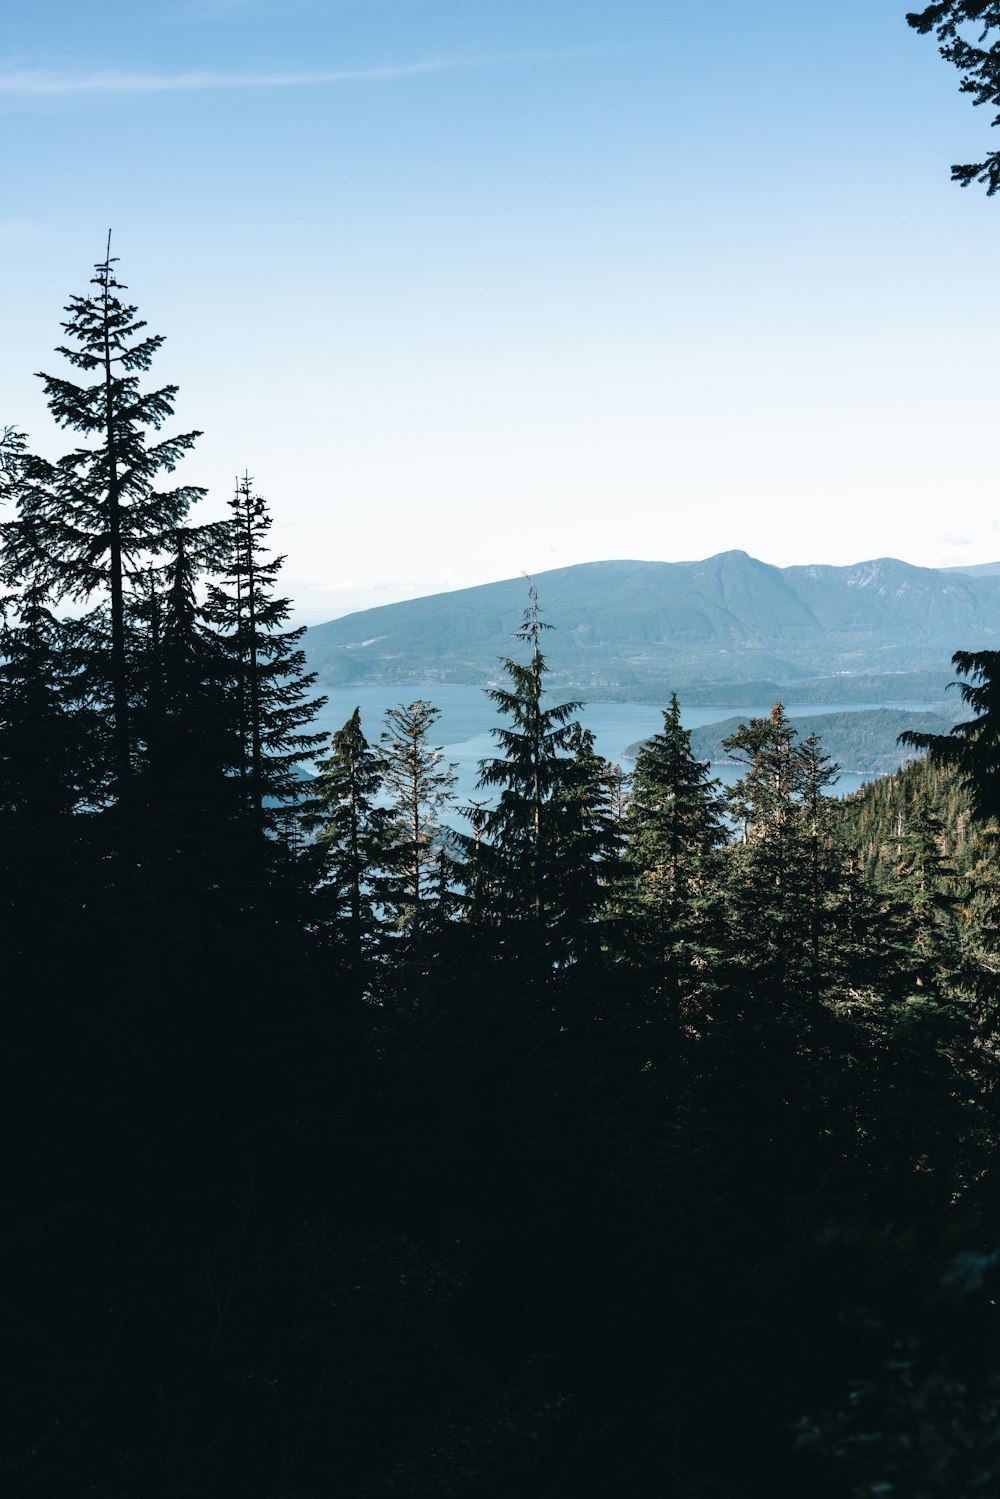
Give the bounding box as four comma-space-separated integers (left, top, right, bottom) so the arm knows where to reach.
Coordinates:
552, 720, 621, 966
300, 708, 401, 961
206, 473, 325, 839
471, 584, 582, 956
132, 527, 241, 846
907, 2, 1000, 193
0, 589, 97, 954
1, 241, 206, 802
722, 704, 840, 1008
900, 650, 1000, 827
618, 694, 725, 998
889, 790, 963, 995
379, 699, 458, 929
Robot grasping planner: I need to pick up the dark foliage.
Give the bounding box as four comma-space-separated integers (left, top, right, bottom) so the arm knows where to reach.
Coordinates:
907, 1, 1000, 191
7, 257, 1000, 1499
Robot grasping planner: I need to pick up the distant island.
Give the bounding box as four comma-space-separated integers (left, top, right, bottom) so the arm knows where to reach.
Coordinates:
626, 707, 962, 778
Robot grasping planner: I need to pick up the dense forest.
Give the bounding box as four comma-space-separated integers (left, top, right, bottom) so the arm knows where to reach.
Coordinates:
4, 243, 1000, 1498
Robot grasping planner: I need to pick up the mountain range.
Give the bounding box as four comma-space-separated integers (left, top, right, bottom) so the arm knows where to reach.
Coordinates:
303, 551, 1000, 698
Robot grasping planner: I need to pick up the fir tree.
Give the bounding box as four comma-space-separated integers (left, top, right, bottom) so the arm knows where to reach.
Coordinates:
1, 240, 206, 802
552, 720, 621, 966
907, 2, 1000, 193
206, 473, 325, 839
471, 584, 582, 956
379, 699, 458, 929
0, 588, 97, 953
722, 704, 841, 1008
900, 650, 1000, 828
618, 693, 725, 999
300, 708, 401, 961
132, 527, 241, 839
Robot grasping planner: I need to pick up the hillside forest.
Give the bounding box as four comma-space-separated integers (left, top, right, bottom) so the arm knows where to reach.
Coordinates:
4, 245, 1000, 1498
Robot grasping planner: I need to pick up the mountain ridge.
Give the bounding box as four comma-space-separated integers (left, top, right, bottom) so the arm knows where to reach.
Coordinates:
303, 552, 1000, 693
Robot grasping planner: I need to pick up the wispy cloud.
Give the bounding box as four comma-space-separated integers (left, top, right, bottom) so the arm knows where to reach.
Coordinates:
0, 51, 594, 98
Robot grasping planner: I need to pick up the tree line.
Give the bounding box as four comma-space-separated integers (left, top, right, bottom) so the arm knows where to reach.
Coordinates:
6, 249, 1000, 1497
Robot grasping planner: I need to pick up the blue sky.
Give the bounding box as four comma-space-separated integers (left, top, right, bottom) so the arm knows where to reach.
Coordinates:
2, 0, 998, 621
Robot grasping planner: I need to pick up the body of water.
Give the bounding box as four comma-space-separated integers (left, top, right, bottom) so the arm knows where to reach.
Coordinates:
310, 684, 937, 815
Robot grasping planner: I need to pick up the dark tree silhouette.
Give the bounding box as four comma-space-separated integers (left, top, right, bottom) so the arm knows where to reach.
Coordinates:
617, 693, 725, 985
300, 707, 401, 961
206, 473, 325, 840
1, 238, 205, 801
471, 583, 582, 953
380, 698, 457, 927
900, 650, 1000, 825
907, 1, 1000, 191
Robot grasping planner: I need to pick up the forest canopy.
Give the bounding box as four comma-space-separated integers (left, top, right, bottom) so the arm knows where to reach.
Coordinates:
4, 238, 1000, 1497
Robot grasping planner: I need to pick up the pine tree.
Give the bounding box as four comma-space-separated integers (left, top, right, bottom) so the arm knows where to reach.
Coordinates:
1, 240, 206, 802
618, 694, 725, 997
300, 708, 401, 961
0, 589, 97, 951
0, 425, 26, 501
889, 790, 963, 996
722, 704, 841, 1007
379, 699, 457, 929
900, 650, 1000, 828
552, 720, 621, 966
907, 2, 1000, 193
470, 584, 582, 956
206, 473, 325, 839
798, 731, 842, 1002
133, 528, 240, 833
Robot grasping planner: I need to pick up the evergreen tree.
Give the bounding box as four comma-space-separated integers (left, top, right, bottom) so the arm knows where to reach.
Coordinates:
131, 526, 242, 854
617, 693, 725, 1001
900, 649, 1000, 827
888, 789, 963, 995
907, 2, 1000, 193
722, 704, 841, 1007
0, 424, 26, 500
798, 731, 842, 1001
552, 720, 621, 966
470, 585, 582, 957
379, 699, 458, 929
1, 241, 205, 802
206, 473, 325, 839
300, 707, 401, 961
0, 588, 98, 954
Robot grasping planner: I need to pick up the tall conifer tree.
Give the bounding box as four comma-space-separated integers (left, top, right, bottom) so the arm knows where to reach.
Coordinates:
206, 473, 325, 838
471, 585, 582, 955
618, 694, 725, 994
380, 699, 457, 928
722, 705, 840, 1008
300, 708, 401, 960
1, 240, 205, 803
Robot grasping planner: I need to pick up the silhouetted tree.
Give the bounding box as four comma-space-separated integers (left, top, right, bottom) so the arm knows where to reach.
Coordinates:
617, 694, 725, 992
723, 704, 842, 1007
907, 1, 1000, 192
1, 240, 205, 802
900, 649, 1000, 826
471, 584, 582, 958
380, 699, 457, 930
206, 473, 325, 839
301, 707, 400, 962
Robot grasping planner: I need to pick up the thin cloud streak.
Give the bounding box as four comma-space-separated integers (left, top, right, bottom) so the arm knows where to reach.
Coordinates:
0, 50, 600, 98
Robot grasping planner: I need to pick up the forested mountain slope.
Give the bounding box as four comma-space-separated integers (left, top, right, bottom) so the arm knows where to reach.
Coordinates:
627, 707, 960, 777
304, 552, 1000, 690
